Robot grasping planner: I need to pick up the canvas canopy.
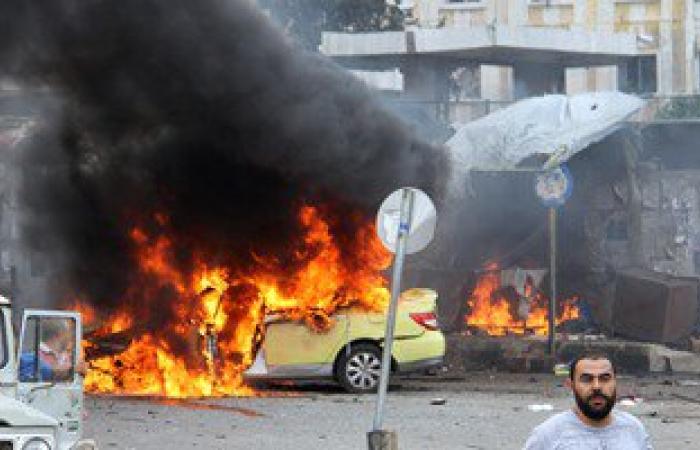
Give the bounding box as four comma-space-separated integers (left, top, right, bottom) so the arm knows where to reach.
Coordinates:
446, 92, 644, 195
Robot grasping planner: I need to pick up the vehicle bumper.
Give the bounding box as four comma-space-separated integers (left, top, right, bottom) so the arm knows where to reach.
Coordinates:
393, 330, 445, 372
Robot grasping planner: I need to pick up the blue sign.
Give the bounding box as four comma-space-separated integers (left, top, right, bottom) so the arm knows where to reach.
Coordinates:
535, 164, 573, 208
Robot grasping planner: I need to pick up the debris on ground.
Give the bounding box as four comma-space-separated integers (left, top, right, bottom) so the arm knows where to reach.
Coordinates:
527, 404, 554, 412
618, 396, 644, 407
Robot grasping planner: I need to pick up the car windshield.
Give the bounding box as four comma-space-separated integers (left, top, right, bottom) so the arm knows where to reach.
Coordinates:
19, 316, 76, 383
0, 308, 6, 369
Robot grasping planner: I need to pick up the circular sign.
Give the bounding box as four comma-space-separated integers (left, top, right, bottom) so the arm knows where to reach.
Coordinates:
535, 165, 573, 208
376, 188, 437, 255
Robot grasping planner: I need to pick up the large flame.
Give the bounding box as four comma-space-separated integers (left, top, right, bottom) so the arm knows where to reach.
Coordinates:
465, 267, 580, 336
78, 205, 391, 398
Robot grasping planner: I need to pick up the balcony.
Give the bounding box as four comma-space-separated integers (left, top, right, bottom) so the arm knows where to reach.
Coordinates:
321, 25, 647, 66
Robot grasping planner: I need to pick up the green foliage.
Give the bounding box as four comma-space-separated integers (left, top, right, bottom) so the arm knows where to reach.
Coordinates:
325, 0, 404, 32
656, 96, 700, 120
258, 0, 403, 50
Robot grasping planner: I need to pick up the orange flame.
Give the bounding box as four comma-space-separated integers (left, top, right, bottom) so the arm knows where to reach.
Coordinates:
247, 206, 390, 330
465, 268, 580, 336
78, 205, 391, 398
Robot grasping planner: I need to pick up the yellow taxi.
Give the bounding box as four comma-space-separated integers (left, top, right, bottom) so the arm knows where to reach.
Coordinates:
244, 288, 445, 393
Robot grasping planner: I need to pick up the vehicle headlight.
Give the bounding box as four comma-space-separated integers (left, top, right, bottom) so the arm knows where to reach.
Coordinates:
22, 438, 51, 450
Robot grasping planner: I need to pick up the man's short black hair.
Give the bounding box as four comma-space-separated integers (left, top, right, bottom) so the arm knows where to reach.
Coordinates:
569, 350, 616, 381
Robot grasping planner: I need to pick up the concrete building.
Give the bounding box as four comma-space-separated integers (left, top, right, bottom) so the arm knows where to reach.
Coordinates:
321, 0, 700, 122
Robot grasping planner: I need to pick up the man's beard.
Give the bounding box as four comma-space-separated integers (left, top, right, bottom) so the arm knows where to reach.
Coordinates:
574, 388, 616, 421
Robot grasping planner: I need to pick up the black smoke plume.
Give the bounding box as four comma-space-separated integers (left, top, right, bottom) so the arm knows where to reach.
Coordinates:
0, 0, 447, 312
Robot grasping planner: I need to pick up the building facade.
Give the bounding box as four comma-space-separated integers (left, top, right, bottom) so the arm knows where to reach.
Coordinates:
321, 0, 700, 121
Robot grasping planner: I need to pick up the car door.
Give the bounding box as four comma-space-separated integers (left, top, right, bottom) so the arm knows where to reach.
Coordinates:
0, 303, 15, 393
16, 310, 83, 446
264, 313, 350, 373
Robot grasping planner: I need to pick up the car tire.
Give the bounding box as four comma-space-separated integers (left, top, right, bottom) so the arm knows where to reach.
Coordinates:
335, 343, 384, 394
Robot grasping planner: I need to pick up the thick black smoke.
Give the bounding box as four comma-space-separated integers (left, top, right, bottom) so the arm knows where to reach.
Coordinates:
0, 0, 447, 309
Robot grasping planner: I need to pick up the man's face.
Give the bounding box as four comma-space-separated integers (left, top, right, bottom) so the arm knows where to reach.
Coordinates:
571, 358, 616, 421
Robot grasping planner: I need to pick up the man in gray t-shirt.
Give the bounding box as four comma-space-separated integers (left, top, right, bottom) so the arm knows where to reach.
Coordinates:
524, 351, 652, 449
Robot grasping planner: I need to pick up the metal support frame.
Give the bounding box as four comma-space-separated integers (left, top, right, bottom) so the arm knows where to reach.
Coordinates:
372, 188, 414, 432
548, 206, 557, 356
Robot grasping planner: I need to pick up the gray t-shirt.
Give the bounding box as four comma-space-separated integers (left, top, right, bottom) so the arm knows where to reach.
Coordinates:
524, 409, 653, 450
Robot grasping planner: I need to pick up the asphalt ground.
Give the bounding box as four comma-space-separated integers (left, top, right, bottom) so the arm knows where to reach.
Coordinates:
83, 373, 700, 449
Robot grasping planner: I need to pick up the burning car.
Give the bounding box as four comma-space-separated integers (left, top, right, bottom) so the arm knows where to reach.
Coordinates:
76, 205, 409, 398
244, 288, 445, 393
0, 295, 95, 450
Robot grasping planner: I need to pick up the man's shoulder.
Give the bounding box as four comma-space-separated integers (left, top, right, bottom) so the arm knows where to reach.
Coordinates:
532, 410, 577, 434
539, 410, 576, 426
524, 411, 577, 449
613, 410, 647, 431
526, 410, 651, 450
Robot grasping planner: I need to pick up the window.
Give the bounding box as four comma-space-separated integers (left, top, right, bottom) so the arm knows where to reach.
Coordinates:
620, 56, 657, 95
19, 317, 76, 383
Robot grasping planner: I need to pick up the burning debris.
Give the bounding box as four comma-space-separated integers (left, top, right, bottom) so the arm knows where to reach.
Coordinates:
464, 265, 580, 337
0, 0, 447, 397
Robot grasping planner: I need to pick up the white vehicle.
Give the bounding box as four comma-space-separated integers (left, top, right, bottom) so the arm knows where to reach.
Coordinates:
0, 295, 95, 450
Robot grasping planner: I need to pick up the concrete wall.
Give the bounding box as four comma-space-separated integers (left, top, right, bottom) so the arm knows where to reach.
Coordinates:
577, 127, 700, 279
480, 65, 513, 100
566, 66, 618, 94
556, 127, 700, 327
643, 170, 700, 276
585, 168, 700, 277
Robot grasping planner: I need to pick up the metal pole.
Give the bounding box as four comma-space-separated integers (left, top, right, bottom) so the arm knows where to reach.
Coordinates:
548, 207, 557, 356
372, 188, 414, 432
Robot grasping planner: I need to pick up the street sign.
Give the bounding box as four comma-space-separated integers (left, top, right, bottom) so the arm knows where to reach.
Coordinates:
370, 188, 436, 447
535, 164, 573, 208
376, 188, 437, 255
534, 165, 572, 356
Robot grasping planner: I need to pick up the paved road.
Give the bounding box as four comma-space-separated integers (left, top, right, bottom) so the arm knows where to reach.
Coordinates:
84, 373, 700, 449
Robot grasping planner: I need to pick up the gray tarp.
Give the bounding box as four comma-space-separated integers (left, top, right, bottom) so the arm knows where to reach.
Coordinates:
446, 92, 645, 195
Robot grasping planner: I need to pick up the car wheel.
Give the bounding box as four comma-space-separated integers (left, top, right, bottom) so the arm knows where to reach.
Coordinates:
335, 343, 383, 393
